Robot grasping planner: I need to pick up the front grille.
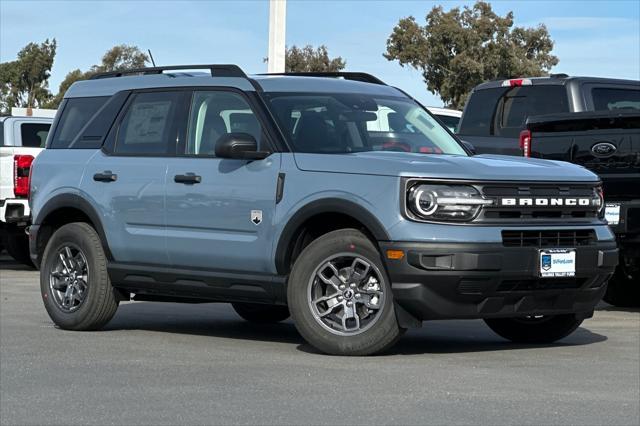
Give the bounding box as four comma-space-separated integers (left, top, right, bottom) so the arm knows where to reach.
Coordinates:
497, 278, 586, 292
479, 183, 600, 223
502, 229, 596, 247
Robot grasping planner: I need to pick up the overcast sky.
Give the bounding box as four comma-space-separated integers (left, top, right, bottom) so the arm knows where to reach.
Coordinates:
1, 0, 639, 107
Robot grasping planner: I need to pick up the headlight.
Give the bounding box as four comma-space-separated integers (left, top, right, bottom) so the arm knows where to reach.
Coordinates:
406, 184, 493, 222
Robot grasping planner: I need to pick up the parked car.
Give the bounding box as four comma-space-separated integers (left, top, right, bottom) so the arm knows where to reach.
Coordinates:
0, 114, 52, 265
29, 66, 617, 355
427, 107, 462, 133
457, 75, 639, 307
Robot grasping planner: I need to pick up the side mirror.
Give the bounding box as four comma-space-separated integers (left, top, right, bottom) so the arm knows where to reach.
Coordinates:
461, 140, 476, 155
214, 133, 269, 160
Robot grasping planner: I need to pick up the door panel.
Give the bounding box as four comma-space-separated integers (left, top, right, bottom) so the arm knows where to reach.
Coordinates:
82, 152, 168, 264
81, 90, 185, 265
165, 89, 280, 273
165, 155, 281, 272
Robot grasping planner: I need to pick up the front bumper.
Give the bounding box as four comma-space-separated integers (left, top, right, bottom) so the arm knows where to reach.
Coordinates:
380, 241, 618, 321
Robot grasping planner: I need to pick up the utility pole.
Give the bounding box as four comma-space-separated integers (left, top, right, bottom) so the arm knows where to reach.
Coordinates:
267, 0, 287, 73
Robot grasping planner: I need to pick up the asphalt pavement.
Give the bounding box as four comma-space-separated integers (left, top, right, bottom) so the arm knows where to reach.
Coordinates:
1, 254, 639, 426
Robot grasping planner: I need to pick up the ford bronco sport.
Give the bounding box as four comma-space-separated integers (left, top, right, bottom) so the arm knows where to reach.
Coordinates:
29, 65, 618, 355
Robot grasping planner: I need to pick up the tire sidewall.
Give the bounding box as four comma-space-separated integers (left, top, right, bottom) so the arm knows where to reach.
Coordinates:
40, 223, 110, 330
288, 230, 400, 355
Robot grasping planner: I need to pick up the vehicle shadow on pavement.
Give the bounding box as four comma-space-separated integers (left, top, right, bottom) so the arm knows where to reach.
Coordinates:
0, 255, 36, 272
105, 302, 607, 356
596, 304, 640, 313
390, 323, 607, 355
103, 302, 303, 345
296, 321, 607, 356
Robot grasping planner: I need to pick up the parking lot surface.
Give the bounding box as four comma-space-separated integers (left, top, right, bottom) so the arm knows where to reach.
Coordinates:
1, 254, 639, 426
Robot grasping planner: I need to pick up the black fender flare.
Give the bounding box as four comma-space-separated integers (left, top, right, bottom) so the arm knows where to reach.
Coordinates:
274, 198, 390, 274
34, 193, 113, 260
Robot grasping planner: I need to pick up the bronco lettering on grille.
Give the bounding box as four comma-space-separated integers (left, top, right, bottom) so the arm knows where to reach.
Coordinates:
499, 198, 592, 207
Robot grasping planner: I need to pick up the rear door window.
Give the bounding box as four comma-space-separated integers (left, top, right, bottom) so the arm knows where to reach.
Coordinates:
20, 123, 51, 147
592, 87, 640, 111
50, 96, 108, 148
114, 91, 183, 156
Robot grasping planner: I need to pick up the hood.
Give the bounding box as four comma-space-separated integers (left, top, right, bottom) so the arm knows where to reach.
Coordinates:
293, 152, 599, 182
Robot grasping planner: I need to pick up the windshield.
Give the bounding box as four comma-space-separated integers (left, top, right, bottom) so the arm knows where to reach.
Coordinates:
434, 114, 460, 133
264, 93, 467, 156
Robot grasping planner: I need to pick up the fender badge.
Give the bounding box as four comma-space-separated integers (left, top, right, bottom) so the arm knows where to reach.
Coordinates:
251, 210, 262, 225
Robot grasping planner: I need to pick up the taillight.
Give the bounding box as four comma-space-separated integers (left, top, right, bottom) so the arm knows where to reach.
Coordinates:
519, 130, 532, 158
13, 154, 34, 198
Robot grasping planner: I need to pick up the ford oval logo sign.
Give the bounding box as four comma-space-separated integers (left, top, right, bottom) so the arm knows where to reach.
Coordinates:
591, 142, 617, 157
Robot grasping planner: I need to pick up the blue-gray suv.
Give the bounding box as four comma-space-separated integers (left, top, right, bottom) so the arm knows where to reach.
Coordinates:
28, 65, 618, 355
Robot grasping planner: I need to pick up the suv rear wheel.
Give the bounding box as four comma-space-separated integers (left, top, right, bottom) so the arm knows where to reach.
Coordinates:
40, 222, 118, 330
288, 229, 403, 355
484, 314, 583, 343
231, 303, 290, 323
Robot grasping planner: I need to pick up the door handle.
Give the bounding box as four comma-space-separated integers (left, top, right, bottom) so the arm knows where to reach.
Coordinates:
174, 173, 202, 184
93, 171, 117, 182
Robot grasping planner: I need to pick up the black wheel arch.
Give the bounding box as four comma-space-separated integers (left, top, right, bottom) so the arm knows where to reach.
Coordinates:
33, 193, 113, 263
274, 198, 390, 275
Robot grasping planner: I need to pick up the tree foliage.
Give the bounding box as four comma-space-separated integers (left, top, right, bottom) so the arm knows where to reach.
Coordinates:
0, 39, 57, 112
384, 1, 559, 109
46, 45, 149, 108
90, 44, 149, 73
285, 45, 346, 72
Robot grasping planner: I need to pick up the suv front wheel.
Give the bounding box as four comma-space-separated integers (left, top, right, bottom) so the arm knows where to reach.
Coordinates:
288, 229, 403, 355
40, 222, 119, 330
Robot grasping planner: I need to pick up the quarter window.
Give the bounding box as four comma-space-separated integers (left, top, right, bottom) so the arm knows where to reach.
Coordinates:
115, 92, 182, 155
50, 96, 108, 149
185, 91, 262, 156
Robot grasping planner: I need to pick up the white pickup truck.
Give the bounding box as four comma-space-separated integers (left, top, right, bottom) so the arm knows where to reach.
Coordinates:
0, 115, 53, 265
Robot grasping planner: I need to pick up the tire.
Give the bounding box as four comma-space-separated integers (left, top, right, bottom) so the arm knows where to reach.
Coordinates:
287, 229, 403, 356
603, 257, 640, 308
40, 222, 119, 331
484, 314, 583, 344
6, 234, 34, 267
232, 302, 290, 323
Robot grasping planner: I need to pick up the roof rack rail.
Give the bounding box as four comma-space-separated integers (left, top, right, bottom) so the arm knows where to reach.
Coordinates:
89, 64, 247, 80
550, 73, 569, 78
259, 72, 387, 85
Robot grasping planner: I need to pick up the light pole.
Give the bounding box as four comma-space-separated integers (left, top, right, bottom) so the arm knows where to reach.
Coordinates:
267, 0, 287, 73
